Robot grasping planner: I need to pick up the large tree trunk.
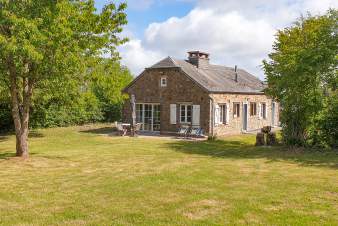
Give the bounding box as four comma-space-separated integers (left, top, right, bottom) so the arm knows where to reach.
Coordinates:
8, 57, 32, 159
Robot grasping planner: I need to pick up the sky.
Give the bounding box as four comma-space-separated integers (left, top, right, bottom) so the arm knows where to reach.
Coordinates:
95, 0, 337, 80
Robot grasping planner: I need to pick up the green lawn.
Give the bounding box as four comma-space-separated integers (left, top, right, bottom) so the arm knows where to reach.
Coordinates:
0, 125, 337, 226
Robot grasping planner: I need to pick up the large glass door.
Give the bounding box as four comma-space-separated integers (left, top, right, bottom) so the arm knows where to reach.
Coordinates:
143, 104, 152, 131
136, 104, 161, 131
152, 105, 161, 131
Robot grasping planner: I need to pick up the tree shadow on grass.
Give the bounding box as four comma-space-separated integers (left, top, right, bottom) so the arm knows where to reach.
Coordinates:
0, 150, 67, 161
167, 139, 338, 169
29, 131, 44, 138
0, 136, 9, 143
0, 152, 16, 159
80, 127, 117, 135
0, 131, 44, 140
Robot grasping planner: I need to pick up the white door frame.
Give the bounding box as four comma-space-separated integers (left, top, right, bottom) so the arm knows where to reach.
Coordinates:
136, 103, 160, 132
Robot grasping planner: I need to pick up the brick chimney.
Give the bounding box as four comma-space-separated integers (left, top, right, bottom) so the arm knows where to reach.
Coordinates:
187, 51, 210, 69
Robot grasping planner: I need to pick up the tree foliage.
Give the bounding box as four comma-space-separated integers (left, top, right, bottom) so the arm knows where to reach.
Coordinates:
0, 0, 129, 157
263, 9, 338, 147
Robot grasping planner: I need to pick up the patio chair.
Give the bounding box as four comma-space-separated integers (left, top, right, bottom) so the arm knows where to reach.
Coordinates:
116, 123, 127, 136
188, 127, 200, 138
177, 126, 189, 138
197, 128, 204, 137
188, 128, 204, 138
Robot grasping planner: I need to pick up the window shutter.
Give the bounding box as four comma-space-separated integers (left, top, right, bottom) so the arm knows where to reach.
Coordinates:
258, 103, 262, 119
214, 104, 220, 125
264, 104, 267, 119
192, 105, 200, 126
170, 104, 176, 124
226, 104, 230, 124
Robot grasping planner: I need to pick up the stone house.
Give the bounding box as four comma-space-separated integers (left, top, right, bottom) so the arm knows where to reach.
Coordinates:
123, 51, 279, 136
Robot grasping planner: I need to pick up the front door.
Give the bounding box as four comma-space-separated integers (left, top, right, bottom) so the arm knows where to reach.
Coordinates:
243, 103, 248, 131
136, 104, 161, 132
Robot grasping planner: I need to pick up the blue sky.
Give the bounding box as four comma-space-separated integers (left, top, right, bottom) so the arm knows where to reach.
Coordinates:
94, 0, 337, 79
95, 0, 194, 38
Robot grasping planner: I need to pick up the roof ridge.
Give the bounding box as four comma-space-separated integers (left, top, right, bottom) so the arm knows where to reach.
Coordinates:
167, 56, 179, 67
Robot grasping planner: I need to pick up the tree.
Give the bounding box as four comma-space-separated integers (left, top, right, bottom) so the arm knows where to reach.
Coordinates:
89, 58, 132, 122
263, 10, 337, 146
0, 0, 127, 158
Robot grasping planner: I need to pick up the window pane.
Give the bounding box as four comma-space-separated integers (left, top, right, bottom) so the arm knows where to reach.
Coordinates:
136, 104, 143, 123
250, 102, 257, 116
220, 105, 223, 123
223, 105, 227, 123
187, 105, 192, 123
260, 103, 266, 119
233, 103, 240, 117
180, 105, 185, 122
160, 77, 167, 87
219, 105, 226, 124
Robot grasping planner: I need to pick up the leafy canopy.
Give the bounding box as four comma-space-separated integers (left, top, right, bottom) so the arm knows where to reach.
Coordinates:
263, 9, 338, 146
0, 1, 132, 131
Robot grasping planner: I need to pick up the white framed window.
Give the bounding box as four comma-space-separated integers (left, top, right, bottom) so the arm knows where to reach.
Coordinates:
250, 102, 257, 116
260, 102, 267, 119
180, 104, 192, 123
160, 77, 167, 87
233, 102, 240, 118
219, 104, 228, 124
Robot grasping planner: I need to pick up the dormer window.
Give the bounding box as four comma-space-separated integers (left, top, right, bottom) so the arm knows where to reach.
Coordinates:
160, 77, 167, 87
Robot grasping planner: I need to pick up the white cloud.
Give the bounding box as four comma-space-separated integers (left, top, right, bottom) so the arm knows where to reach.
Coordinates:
120, 0, 338, 79
119, 39, 164, 75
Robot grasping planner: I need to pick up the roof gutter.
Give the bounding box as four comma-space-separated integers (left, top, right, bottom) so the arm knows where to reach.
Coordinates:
209, 91, 265, 95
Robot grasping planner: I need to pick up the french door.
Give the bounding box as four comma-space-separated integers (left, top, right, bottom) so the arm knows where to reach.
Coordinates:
136, 103, 161, 131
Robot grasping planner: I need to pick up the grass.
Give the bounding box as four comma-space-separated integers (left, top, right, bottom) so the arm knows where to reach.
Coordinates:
0, 124, 337, 226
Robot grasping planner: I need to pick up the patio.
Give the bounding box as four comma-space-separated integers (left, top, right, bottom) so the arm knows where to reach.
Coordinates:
79, 124, 207, 141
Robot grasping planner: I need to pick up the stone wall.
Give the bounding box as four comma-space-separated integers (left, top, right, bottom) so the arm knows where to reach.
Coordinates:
123, 68, 211, 134
210, 93, 279, 136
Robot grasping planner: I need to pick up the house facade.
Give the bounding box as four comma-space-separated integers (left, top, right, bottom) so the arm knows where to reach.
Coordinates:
123, 51, 279, 136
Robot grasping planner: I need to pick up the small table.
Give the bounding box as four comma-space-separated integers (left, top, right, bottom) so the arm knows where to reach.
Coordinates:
121, 123, 131, 130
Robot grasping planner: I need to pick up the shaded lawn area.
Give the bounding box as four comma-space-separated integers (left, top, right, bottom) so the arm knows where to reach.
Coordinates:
0, 125, 337, 225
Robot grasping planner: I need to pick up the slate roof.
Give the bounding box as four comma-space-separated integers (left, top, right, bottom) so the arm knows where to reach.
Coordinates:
149, 56, 266, 94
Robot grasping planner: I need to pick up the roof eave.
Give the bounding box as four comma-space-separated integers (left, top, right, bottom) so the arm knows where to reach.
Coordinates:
209, 90, 265, 95
145, 66, 180, 70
